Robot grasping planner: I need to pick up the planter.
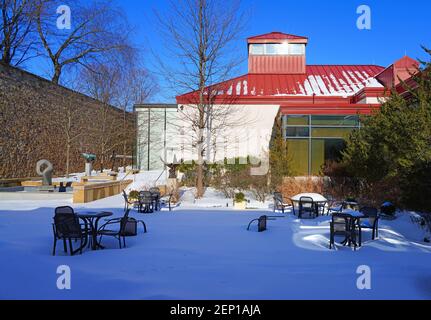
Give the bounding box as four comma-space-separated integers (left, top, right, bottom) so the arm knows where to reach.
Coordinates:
234, 201, 247, 210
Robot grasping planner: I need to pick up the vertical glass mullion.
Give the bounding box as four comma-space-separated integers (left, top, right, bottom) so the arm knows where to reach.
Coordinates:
308, 115, 312, 176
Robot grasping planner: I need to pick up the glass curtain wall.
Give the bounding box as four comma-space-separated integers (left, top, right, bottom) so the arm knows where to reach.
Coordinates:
283, 115, 360, 176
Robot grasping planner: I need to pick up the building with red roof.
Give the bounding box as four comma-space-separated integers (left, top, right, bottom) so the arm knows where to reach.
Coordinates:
136, 32, 419, 175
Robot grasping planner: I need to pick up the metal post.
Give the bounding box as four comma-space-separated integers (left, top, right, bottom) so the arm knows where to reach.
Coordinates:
147, 108, 151, 171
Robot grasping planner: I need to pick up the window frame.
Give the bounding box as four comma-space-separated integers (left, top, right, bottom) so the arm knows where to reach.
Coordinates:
282, 114, 361, 175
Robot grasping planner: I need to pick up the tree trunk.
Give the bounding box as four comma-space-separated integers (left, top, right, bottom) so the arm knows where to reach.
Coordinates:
65, 142, 70, 178
195, 0, 205, 199
197, 123, 204, 198
52, 65, 62, 84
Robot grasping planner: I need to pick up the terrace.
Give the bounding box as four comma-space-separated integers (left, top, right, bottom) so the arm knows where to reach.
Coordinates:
0, 172, 430, 300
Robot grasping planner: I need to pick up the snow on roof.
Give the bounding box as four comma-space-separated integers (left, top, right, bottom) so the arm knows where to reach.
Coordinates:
177, 65, 385, 102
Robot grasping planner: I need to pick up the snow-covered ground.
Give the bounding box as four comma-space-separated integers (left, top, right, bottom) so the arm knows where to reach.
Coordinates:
0, 174, 431, 300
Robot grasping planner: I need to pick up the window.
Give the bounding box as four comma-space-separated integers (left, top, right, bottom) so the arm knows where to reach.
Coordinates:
285, 115, 309, 126
250, 44, 264, 55
311, 128, 353, 139
287, 139, 309, 176
289, 44, 305, 55
283, 115, 360, 176
311, 139, 346, 175
286, 127, 309, 138
311, 115, 359, 126
265, 44, 278, 55
249, 43, 303, 56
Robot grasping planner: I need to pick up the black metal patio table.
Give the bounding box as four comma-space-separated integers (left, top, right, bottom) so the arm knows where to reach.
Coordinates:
339, 209, 365, 248
77, 211, 113, 250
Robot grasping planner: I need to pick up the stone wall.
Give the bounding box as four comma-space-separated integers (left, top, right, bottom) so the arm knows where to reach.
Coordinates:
0, 63, 134, 179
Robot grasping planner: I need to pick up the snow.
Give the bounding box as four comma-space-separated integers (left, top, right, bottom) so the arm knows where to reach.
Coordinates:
124, 170, 166, 192
236, 81, 242, 95
243, 80, 248, 95
1, 174, 431, 299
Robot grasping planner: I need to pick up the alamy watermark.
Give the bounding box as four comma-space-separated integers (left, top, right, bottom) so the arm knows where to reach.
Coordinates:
356, 265, 372, 290
56, 5, 71, 30
56, 265, 71, 290
356, 5, 371, 30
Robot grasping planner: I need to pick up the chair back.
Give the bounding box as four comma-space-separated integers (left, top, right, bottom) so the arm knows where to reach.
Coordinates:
331, 213, 350, 233
299, 196, 314, 209
122, 190, 128, 202
139, 191, 153, 204
343, 199, 359, 210
273, 192, 283, 203
150, 191, 161, 200
360, 206, 379, 224
54, 206, 81, 238
149, 187, 160, 193
120, 212, 137, 237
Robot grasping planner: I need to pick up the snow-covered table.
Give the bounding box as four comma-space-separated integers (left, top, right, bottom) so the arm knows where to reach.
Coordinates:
290, 193, 328, 217
290, 193, 327, 202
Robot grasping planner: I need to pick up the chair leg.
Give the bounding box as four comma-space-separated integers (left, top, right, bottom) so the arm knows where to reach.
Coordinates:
53, 238, 57, 256
63, 239, 68, 253
68, 238, 74, 256
140, 221, 147, 233
123, 237, 126, 248
80, 237, 84, 255
118, 236, 122, 249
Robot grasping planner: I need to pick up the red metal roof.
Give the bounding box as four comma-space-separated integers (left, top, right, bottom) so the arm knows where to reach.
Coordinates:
248, 32, 308, 41
176, 65, 385, 104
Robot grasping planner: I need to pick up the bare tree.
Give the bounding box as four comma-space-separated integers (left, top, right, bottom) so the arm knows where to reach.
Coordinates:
156, 0, 247, 198
78, 56, 155, 172
115, 65, 157, 167
53, 93, 89, 177
35, 0, 133, 84
0, 0, 37, 65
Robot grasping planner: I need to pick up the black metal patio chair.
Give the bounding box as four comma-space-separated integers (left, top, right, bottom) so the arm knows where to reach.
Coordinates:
98, 209, 148, 249
139, 191, 154, 213
329, 213, 359, 250
358, 206, 380, 240
273, 192, 291, 214
52, 206, 89, 256
298, 196, 317, 219
122, 190, 139, 211
149, 187, 161, 211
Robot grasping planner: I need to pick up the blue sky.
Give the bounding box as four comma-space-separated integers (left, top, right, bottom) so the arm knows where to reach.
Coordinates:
118, 0, 431, 102
28, 0, 431, 102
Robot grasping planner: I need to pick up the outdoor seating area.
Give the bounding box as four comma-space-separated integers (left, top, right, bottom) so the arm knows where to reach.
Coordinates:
1, 179, 430, 300
272, 192, 383, 251
52, 205, 147, 256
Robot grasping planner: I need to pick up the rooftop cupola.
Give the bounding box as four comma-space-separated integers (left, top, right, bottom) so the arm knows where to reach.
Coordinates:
247, 32, 308, 74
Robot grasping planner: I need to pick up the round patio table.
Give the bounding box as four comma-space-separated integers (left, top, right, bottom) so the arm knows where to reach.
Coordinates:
290, 193, 328, 217
77, 211, 113, 250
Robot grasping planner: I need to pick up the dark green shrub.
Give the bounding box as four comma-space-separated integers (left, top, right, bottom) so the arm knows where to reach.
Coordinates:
235, 192, 245, 203
400, 160, 431, 212
129, 190, 139, 201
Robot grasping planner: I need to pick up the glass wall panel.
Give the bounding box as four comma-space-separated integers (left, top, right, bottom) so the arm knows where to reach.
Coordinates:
311, 127, 353, 139
283, 114, 359, 176
286, 127, 309, 137
311, 115, 359, 126
311, 140, 325, 175
286, 115, 309, 126
287, 139, 309, 176
311, 139, 346, 176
